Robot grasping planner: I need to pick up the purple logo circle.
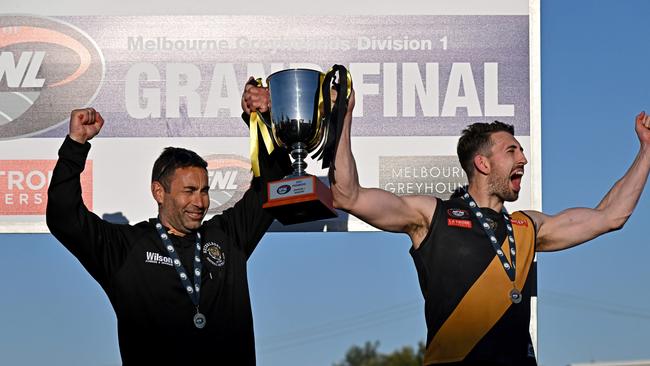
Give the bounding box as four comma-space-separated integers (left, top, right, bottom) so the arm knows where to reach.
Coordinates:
276, 184, 291, 195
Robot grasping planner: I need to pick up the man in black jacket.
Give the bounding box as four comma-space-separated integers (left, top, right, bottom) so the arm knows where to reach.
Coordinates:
47, 87, 290, 364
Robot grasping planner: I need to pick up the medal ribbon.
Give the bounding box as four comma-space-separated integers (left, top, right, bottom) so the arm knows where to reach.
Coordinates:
154, 220, 203, 308
460, 189, 517, 282
248, 78, 275, 177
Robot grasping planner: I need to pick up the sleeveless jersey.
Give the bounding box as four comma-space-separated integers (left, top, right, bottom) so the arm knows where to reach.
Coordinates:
410, 197, 537, 365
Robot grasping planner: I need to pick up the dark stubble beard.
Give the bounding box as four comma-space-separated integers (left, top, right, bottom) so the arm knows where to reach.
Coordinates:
488, 174, 519, 202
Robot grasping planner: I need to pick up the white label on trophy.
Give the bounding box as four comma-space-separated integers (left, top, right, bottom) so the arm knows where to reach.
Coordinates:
268, 178, 315, 200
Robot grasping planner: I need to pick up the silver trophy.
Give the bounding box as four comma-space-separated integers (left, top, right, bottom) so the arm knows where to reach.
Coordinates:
267, 69, 324, 176
258, 67, 350, 225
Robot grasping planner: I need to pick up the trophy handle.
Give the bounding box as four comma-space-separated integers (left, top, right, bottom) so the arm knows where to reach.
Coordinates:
311, 65, 352, 171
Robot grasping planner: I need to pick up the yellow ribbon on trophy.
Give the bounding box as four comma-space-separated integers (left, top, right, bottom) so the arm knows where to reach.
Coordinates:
316, 71, 325, 141
248, 68, 351, 177
248, 78, 275, 177
343, 69, 353, 98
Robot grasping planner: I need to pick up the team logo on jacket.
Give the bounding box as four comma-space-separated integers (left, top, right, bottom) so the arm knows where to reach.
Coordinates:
0, 15, 105, 139
203, 242, 225, 267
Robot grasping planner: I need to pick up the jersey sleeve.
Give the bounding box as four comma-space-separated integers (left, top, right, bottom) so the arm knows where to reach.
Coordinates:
207, 113, 292, 258
46, 136, 133, 287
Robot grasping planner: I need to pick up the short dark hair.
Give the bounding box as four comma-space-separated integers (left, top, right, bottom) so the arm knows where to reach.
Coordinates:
457, 121, 514, 181
151, 147, 208, 192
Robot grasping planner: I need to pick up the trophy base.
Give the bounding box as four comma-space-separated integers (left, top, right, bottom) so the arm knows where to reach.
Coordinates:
263, 175, 337, 225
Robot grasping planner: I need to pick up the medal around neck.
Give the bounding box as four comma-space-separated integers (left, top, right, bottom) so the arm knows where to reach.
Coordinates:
194, 312, 207, 329
510, 288, 522, 304
460, 189, 522, 304
155, 220, 206, 328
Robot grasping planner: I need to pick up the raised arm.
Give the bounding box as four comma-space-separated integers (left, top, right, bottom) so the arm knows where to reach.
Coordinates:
528, 111, 650, 252
329, 90, 436, 248
46, 108, 132, 285
208, 81, 291, 258
47, 108, 104, 237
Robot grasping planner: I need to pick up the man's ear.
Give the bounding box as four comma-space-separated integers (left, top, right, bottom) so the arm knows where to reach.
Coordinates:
473, 154, 491, 176
151, 181, 165, 205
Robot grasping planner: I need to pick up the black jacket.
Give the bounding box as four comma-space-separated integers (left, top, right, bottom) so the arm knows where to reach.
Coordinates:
46, 126, 290, 365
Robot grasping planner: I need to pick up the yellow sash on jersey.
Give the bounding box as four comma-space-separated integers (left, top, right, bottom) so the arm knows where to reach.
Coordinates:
424, 211, 536, 364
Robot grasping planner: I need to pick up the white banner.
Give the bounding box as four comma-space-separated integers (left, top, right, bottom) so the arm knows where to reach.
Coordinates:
0, 13, 539, 232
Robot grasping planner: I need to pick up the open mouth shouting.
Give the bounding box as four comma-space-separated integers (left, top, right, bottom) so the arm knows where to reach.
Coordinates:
510, 167, 525, 192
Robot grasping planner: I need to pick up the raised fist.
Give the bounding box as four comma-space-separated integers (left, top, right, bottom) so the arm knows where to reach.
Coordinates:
69, 108, 104, 144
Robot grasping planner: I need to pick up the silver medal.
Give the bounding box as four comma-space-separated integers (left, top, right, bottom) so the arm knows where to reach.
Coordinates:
194, 312, 206, 329
509, 288, 522, 304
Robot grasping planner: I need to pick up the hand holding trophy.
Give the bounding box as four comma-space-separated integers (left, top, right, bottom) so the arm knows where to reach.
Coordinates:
247, 65, 352, 225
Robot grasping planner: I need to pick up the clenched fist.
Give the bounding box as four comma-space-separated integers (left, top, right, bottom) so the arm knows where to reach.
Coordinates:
636, 111, 650, 145
69, 108, 104, 144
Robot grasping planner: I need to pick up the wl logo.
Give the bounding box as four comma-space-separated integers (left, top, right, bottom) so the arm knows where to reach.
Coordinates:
0, 16, 105, 139
0, 51, 45, 87
0, 51, 45, 126
204, 154, 253, 215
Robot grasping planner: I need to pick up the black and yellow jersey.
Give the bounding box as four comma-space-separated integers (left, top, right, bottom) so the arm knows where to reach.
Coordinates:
410, 197, 537, 365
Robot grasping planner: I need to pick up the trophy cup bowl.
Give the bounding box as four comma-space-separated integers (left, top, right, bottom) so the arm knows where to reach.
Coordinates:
266, 68, 323, 177
260, 68, 337, 225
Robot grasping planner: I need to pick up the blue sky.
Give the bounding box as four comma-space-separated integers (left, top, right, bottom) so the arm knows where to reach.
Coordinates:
2, 1, 650, 365
536, 0, 650, 364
